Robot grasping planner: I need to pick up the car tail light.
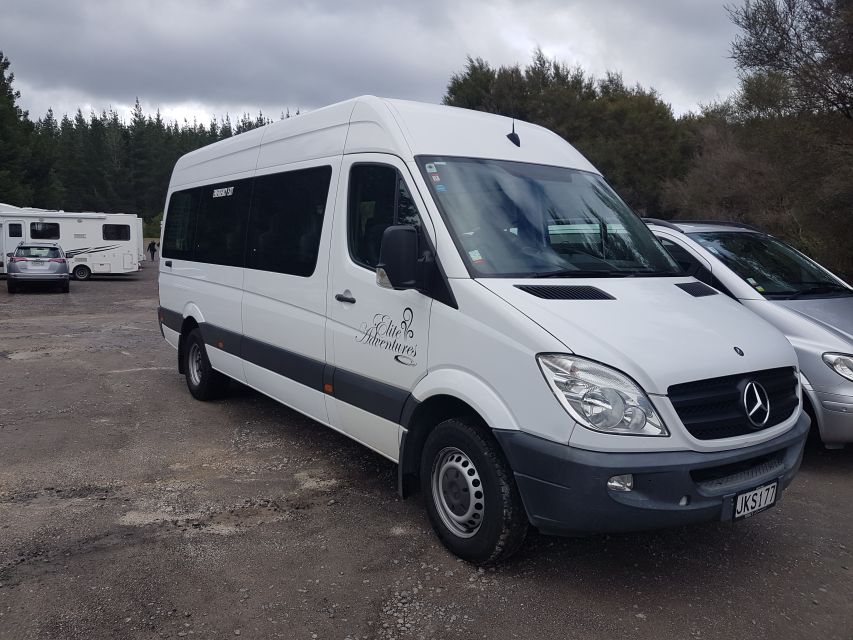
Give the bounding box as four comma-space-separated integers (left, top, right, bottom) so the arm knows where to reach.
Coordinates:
10, 256, 27, 262
49, 258, 66, 263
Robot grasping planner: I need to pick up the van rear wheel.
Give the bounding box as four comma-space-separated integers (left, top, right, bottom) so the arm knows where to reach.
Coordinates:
184, 328, 228, 400
420, 418, 528, 565
72, 265, 91, 281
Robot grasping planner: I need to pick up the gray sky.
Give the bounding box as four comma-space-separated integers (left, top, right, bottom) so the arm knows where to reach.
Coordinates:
1, 0, 741, 124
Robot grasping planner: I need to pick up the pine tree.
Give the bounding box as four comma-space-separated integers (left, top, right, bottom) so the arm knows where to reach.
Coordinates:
0, 51, 33, 205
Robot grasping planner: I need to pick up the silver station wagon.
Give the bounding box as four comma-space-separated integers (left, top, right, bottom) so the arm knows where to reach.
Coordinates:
647, 220, 853, 448
6, 243, 71, 293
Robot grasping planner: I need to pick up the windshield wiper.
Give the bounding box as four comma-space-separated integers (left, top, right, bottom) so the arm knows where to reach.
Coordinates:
530, 269, 628, 278
530, 268, 683, 278
785, 284, 853, 299
619, 269, 683, 277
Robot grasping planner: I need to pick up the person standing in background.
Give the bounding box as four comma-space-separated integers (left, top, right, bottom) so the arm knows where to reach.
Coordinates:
147, 241, 157, 261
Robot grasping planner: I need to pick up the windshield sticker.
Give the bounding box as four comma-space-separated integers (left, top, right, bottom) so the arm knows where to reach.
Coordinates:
356, 307, 418, 366
468, 249, 485, 264
212, 186, 234, 198
436, 184, 447, 193
425, 163, 437, 173
430, 174, 442, 183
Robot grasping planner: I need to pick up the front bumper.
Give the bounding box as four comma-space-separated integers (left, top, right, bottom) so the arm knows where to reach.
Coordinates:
494, 412, 809, 536
815, 391, 853, 444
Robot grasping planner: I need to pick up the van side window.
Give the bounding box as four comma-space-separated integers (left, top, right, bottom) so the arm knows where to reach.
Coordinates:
659, 238, 695, 269
8, 223, 22, 237
246, 166, 332, 277
103, 224, 131, 241
30, 222, 60, 240
194, 179, 252, 267
348, 165, 422, 269
163, 189, 200, 261
659, 237, 737, 298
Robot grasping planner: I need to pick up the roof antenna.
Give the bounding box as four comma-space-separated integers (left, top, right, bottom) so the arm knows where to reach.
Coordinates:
506, 119, 521, 147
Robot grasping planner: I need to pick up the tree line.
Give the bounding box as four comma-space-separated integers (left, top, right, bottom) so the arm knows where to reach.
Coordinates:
0, 55, 285, 232
0, 0, 850, 275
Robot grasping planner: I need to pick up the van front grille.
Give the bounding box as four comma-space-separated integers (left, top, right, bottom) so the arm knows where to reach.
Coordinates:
668, 367, 799, 440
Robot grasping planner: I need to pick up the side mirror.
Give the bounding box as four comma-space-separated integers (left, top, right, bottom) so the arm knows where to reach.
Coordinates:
377, 225, 419, 290
5, 253, 11, 258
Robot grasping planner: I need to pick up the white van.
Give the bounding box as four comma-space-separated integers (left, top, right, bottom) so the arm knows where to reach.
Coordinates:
0, 204, 142, 280
158, 97, 809, 564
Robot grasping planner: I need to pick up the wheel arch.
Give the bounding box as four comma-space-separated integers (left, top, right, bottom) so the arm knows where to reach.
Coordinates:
177, 313, 202, 375
398, 370, 520, 498
800, 372, 823, 439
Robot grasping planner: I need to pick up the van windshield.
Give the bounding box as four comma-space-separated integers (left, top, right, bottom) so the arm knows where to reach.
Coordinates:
416, 156, 680, 277
690, 231, 852, 299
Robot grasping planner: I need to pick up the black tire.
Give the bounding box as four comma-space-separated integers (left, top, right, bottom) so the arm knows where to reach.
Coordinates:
72, 265, 91, 281
183, 328, 228, 401
420, 418, 528, 565
7, 280, 17, 294
61, 281, 70, 293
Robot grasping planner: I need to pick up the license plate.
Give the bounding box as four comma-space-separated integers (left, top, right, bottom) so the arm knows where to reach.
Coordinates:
32, 260, 44, 265
734, 481, 777, 520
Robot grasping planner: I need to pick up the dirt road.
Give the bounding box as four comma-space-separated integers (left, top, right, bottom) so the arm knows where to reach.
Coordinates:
1, 266, 852, 639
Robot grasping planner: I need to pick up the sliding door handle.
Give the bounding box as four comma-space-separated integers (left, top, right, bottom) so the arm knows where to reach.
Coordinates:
334, 293, 356, 304
164, 260, 172, 267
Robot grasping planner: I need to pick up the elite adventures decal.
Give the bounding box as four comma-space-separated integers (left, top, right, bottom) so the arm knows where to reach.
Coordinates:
355, 307, 418, 366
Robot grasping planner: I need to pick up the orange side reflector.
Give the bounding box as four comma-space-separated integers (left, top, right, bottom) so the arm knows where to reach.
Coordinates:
323, 383, 334, 394
216, 340, 224, 349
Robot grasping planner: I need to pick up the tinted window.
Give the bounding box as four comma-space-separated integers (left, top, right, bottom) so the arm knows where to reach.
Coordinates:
16, 246, 61, 258
659, 238, 699, 273
8, 223, 22, 237
103, 224, 131, 241
659, 237, 735, 296
30, 222, 60, 240
246, 166, 332, 277
349, 165, 422, 268
162, 189, 199, 260
194, 179, 251, 267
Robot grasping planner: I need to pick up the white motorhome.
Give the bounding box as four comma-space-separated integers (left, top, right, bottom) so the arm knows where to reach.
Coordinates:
0, 204, 143, 280
157, 97, 809, 564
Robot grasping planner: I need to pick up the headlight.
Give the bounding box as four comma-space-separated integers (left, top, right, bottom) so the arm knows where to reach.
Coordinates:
537, 354, 668, 436
823, 353, 853, 382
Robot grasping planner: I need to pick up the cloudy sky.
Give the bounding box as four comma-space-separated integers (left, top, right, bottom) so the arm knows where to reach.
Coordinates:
1, 0, 742, 125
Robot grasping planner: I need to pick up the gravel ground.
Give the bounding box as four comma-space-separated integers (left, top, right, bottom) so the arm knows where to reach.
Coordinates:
1, 264, 852, 640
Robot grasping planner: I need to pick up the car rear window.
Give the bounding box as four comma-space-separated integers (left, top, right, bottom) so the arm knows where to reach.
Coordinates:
16, 247, 62, 258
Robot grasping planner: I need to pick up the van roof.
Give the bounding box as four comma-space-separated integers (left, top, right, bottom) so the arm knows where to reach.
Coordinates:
170, 96, 599, 188
0, 204, 137, 220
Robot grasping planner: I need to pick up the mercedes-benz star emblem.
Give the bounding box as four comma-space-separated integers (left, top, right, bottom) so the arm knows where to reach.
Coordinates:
743, 381, 771, 427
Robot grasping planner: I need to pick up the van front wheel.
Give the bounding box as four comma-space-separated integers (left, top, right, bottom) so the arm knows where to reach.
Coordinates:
184, 328, 228, 401
420, 418, 528, 565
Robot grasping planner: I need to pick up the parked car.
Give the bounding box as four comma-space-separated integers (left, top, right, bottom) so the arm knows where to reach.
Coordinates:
6, 242, 70, 293
158, 97, 809, 564
647, 219, 853, 448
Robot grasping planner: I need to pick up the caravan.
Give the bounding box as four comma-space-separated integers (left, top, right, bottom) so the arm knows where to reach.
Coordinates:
0, 204, 143, 280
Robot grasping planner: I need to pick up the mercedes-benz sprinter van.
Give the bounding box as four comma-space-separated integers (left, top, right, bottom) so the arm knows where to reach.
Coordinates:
157, 97, 809, 564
